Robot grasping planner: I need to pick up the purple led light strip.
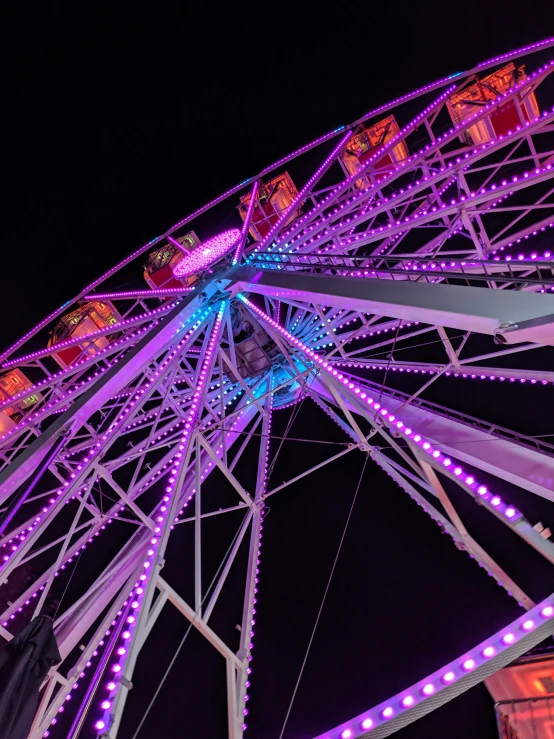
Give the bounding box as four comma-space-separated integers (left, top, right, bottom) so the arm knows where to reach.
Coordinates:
240, 377, 273, 734
3, 39, 551, 367
280, 68, 554, 254
268, 85, 458, 252
491, 217, 554, 256
57, 592, 136, 739
0, 400, 246, 628
0, 350, 126, 446
0, 309, 210, 620
41, 601, 130, 737
91, 563, 157, 733
2, 302, 174, 369
0, 326, 151, 445
92, 303, 227, 735
236, 298, 554, 739
332, 361, 554, 386
239, 297, 526, 527
313, 319, 420, 347
257, 130, 353, 252
312, 394, 530, 607
353, 36, 554, 126
313, 598, 554, 739
340, 163, 554, 246
0, 320, 158, 413
477, 37, 554, 68
253, 251, 554, 294
84, 289, 193, 300
173, 230, 241, 279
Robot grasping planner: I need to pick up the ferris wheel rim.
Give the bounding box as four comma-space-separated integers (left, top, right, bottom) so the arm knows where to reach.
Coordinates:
1, 36, 554, 739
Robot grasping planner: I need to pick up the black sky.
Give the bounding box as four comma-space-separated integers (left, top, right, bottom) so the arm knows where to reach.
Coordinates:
2, 3, 554, 738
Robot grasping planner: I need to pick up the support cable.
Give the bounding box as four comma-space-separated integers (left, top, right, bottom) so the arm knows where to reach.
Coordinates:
53, 546, 83, 620
277, 453, 369, 739
267, 396, 306, 482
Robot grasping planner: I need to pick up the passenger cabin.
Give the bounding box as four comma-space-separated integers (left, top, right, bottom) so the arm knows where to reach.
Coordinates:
143, 231, 201, 290
238, 173, 301, 242
225, 302, 278, 379
486, 645, 554, 738
47, 301, 121, 368
341, 115, 409, 189
447, 63, 540, 146
0, 369, 42, 435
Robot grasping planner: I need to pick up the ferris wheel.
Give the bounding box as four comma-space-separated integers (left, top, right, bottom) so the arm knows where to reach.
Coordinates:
2, 35, 554, 739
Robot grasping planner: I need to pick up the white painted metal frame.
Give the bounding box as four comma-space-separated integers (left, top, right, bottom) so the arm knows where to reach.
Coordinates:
0, 37, 553, 739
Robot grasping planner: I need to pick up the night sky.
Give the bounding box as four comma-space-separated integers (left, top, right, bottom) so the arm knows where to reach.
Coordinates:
3, 3, 554, 738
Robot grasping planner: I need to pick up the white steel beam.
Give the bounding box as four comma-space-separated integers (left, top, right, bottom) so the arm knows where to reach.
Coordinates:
0, 287, 219, 500
233, 378, 273, 739
101, 302, 226, 738
312, 376, 554, 503
372, 451, 534, 608
159, 577, 242, 667
230, 267, 554, 344
334, 359, 554, 385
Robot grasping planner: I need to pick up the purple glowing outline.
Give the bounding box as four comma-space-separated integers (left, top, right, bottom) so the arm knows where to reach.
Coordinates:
353, 36, 554, 125
294, 114, 554, 258
256, 129, 353, 251
238, 298, 526, 530
277, 66, 554, 255
83, 288, 193, 300
1, 379, 249, 631
239, 376, 272, 733
330, 361, 554, 386
0, 323, 155, 445
92, 302, 227, 735
1, 302, 175, 370
41, 591, 131, 737
308, 600, 554, 738
0, 306, 212, 627
234, 299, 554, 739
0, 345, 133, 445
173, 230, 241, 278
265, 85, 459, 253
2, 38, 551, 366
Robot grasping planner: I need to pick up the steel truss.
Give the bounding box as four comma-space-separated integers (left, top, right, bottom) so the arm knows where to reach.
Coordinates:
1, 36, 554, 739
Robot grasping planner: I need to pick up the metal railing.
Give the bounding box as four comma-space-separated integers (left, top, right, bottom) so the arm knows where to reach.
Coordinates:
495, 696, 554, 738
246, 251, 554, 290
340, 373, 554, 458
